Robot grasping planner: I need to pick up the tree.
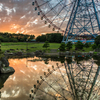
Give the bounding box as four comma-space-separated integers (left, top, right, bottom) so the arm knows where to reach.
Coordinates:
3, 38, 9, 42
95, 35, 100, 46
46, 33, 63, 43
92, 44, 97, 49
66, 41, 73, 50
97, 44, 100, 49
0, 41, 1, 51
0, 36, 4, 42
36, 35, 46, 42
36, 33, 63, 43
43, 41, 50, 49
0, 32, 35, 42
9, 38, 18, 42
59, 43, 66, 51
75, 41, 84, 50
84, 43, 90, 48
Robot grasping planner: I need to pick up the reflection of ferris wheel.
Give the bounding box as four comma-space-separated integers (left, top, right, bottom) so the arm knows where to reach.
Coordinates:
29, 59, 100, 100
32, 0, 100, 43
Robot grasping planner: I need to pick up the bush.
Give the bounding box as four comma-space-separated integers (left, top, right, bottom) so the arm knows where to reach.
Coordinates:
59, 43, 66, 51
75, 41, 84, 50
95, 35, 100, 46
97, 44, 100, 48
43, 41, 50, 49
9, 38, 18, 42
84, 43, 90, 48
92, 44, 97, 49
66, 41, 73, 50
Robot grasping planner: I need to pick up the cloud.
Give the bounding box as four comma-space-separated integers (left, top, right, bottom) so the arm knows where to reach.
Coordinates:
0, 0, 50, 36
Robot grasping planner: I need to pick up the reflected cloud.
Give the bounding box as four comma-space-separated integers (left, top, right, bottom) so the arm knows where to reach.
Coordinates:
0, 57, 61, 100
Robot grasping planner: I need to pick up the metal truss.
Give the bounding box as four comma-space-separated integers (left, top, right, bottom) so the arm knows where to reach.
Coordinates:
62, 0, 100, 43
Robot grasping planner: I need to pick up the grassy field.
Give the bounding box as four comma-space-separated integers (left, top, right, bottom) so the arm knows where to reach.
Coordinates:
71, 44, 93, 52
1, 42, 61, 53
1, 42, 93, 53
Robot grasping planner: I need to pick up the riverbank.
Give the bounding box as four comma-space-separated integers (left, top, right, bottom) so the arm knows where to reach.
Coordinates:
1, 42, 100, 58
4, 50, 100, 58
1, 42, 95, 53
0, 57, 15, 74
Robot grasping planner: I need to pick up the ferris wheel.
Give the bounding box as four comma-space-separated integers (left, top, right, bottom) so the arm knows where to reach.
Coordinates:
32, 0, 100, 43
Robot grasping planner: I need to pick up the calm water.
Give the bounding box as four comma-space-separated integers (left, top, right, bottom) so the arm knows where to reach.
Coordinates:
0, 56, 100, 100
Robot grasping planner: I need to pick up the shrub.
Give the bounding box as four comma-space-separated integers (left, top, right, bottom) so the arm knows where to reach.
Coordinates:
97, 44, 100, 48
95, 35, 100, 46
92, 44, 97, 49
66, 41, 73, 50
75, 41, 84, 50
59, 43, 66, 51
43, 41, 50, 49
84, 43, 90, 48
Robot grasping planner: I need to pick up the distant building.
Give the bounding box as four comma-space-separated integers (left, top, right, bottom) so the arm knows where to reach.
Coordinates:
68, 33, 98, 40
68, 39, 94, 44
30, 39, 36, 42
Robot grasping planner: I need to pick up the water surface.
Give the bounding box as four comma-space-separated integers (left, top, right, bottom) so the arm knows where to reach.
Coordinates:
0, 56, 100, 100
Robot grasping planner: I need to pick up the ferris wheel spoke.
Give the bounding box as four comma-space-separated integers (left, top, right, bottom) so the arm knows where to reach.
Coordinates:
34, 87, 57, 99
40, 77, 67, 99
46, 69, 66, 97
51, 6, 68, 23
56, 64, 71, 91
51, 1, 75, 23
47, 65, 72, 95
36, 0, 52, 7
50, 77, 66, 98
59, 7, 73, 28
36, 65, 71, 99
44, 0, 64, 15
95, 3, 100, 6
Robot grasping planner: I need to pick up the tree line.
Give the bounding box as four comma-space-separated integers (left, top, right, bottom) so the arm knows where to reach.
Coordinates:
0, 32, 35, 42
36, 33, 63, 43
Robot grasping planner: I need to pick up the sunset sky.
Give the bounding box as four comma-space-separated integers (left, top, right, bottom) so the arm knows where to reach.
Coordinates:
0, 0, 100, 38
0, 0, 53, 37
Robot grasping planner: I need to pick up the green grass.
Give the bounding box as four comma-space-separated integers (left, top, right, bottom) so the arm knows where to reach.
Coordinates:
70, 44, 93, 52
0, 42, 94, 53
93, 52, 98, 55
83, 47, 93, 52
1, 42, 60, 53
